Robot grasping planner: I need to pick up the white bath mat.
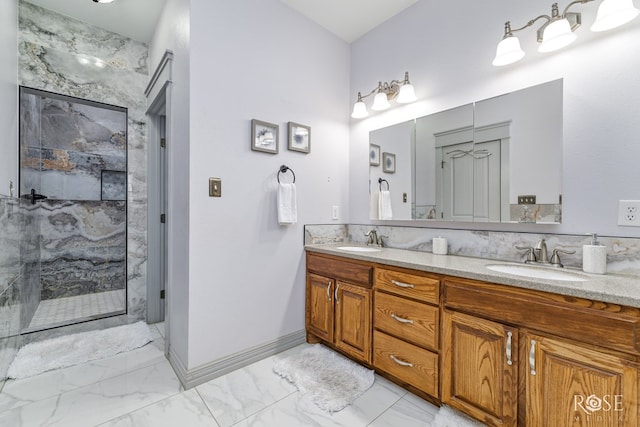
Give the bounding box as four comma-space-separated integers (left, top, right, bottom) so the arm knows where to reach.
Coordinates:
432, 405, 487, 427
7, 321, 152, 379
273, 344, 375, 412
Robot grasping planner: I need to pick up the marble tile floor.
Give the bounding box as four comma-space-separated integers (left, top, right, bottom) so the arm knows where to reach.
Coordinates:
27, 290, 126, 331
0, 322, 440, 426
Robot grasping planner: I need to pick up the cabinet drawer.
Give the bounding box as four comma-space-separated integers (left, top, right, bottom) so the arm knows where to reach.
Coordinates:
373, 330, 439, 397
375, 268, 439, 303
374, 291, 439, 351
307, 253, 372, 287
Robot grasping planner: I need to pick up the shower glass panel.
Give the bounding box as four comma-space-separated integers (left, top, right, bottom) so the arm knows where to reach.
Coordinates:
19, 87, 127, 332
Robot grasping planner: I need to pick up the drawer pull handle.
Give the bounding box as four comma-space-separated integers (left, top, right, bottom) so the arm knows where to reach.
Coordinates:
326, 281, 331, 301
506, 331, 513, 366
391, 313, 414, 324
391, 280, 415, 289
529, 339, 537, 376
390, 355, 414, 368
335, 283, 340, 304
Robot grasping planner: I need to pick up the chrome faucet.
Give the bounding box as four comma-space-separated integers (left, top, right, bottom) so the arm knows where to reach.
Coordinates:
365, 229, 378, 246
517, 238, 575, 267
534, 239, 549, 264
364, 229, 387, 247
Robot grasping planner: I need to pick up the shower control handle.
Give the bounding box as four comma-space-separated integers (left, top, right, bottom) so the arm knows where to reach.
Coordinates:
21, 189, 48, 205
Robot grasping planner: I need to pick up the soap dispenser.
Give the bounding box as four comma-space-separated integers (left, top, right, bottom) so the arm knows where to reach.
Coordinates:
583, 233, 607, 274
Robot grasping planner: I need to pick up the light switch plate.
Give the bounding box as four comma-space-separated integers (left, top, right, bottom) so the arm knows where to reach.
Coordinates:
209, 178, 221, 197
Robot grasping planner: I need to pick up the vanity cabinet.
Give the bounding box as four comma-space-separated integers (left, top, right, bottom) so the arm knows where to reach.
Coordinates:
442, 277, 640, 427
306, 253, 372, 363
372, 267, 440, 399
441, 310, 518, 426
525, 332, 638, 427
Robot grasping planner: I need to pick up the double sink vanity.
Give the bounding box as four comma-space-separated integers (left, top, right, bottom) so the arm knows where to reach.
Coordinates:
304, 243, 640, 426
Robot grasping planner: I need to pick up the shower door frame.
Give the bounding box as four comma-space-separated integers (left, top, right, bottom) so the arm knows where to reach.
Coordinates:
18, 86, 129, 332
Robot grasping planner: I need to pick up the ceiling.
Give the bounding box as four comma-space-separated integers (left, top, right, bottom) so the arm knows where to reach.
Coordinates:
27, 0, 418, 44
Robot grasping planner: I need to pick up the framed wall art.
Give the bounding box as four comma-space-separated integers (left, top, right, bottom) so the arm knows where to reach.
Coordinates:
382, 152, 396, 173
251, 119, 279, 154
288, 122, 310, 153
369, 144, 380, 166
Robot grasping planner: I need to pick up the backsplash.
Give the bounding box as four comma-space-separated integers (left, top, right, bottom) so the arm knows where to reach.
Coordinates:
304, 224, 640, 276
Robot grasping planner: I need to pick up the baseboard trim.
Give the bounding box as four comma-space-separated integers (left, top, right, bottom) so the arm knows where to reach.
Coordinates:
167, 345, 189, 389
174, 329, 306, 390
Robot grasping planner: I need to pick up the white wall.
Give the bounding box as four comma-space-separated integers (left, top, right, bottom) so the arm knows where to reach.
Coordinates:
187, 0, 350, 367
0, 0, 18, 197
149, 0, 191, 367
350, 0, 640, 237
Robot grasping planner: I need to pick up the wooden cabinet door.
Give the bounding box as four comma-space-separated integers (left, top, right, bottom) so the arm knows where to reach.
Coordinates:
525, 332, 638, 427
441, 310, 518, 426
335, 281, 371, 363
306, 273, 334, 343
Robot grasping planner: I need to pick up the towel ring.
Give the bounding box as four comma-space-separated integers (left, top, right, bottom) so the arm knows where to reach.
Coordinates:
378, 178, 389, 191
277, 165, 296, 183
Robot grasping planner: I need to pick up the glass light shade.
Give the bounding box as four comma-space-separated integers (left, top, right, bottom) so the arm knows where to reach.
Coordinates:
371, 92, 391, 111
492, 35, 525, 66
396, 84, 417, 103
591, 0, 640, 32
538, 19, 577, 53
351, 101, 368, 118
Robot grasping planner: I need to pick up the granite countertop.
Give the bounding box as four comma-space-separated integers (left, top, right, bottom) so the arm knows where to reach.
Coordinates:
305, 243, 640, 309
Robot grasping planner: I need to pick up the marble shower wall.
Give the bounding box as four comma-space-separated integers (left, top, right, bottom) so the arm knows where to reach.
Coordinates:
304, 224, 640, 276
0, 197, 22, 384
20, 92, 127, 201
18, 1, 149, 321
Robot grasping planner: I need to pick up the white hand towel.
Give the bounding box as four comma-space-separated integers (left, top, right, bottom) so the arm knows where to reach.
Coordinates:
378, 190, 393, 220
278, 183, 297, 225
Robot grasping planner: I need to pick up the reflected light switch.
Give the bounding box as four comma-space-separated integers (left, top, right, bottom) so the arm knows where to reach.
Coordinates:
209, 178, 222, 197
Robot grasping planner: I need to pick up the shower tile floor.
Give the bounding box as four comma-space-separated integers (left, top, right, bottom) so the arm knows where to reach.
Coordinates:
0, 322, 441, 427
28, 290, 126, 330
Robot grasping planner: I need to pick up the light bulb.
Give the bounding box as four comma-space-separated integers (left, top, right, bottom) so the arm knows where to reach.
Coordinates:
591, 0, 640, 31
351, 101, 368, 119
396, 83, 417, 103
492, 35, 525, 66
538, 18, 577, 53
371, 92, 390, 111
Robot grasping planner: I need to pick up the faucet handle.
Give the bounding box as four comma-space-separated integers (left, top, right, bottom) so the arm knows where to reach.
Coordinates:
378, 235, 388, 247
550, 248, 576, 268
516, 245, 537, 263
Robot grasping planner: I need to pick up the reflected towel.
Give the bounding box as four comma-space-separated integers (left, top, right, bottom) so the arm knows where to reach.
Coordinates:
278, 183, 297, 225
378, 190, 393, 220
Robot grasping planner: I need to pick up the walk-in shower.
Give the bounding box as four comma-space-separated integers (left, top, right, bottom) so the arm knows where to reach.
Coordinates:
19, 87, 127, 332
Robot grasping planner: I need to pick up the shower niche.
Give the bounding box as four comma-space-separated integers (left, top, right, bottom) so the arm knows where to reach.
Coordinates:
19, 87, 127, 332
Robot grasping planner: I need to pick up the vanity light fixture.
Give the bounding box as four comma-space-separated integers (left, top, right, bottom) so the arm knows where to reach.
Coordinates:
351, 72, 417, 119
493, 0, 640, 66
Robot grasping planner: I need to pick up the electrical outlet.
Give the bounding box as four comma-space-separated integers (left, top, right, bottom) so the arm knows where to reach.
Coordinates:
332, 206, 340, 220
618, 200, 640, 226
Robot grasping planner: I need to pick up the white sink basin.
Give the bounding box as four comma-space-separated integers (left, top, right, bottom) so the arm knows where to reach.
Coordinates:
486, 264, 588, 282
336, 246, 381, 253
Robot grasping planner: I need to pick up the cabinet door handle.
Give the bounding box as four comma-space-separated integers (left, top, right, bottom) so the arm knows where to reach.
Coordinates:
326, 281, 332, 301
529, 339, 537, 376
391, 313, 414, 324
390, 355, 414, 368
334, 283, 340, 304
506, 331, 513, 366
391, 280, 415, 289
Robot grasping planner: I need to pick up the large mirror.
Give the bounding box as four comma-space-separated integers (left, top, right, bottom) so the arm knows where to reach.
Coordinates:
369, 79, 563, 223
